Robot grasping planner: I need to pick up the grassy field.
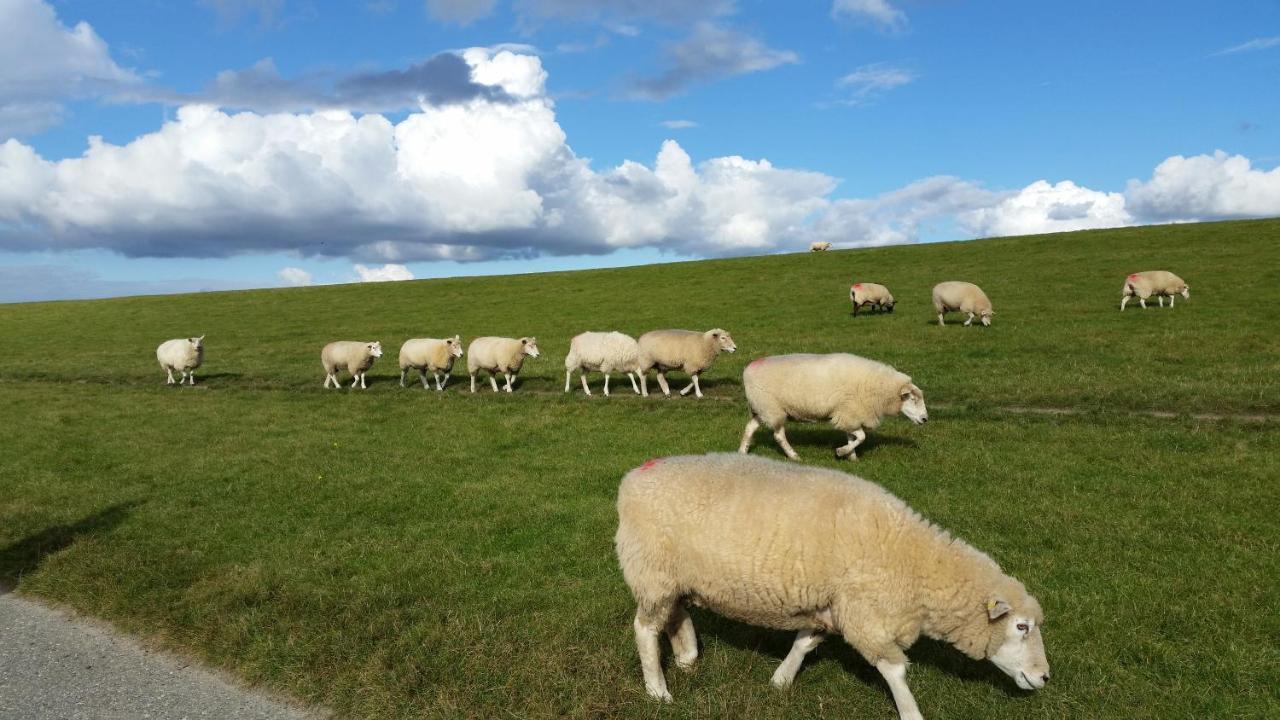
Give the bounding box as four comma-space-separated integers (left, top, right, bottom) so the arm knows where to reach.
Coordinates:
1, 219, 1277, 719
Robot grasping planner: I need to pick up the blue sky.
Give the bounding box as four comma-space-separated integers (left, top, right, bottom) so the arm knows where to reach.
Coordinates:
0, 0, 1277, 302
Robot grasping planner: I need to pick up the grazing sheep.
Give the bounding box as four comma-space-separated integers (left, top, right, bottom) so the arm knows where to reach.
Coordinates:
156, 336, 204, 385
322, 341, 382, 390
1120, 270, 1190, 310
616, 453, 1050, 719
636, 329, 737, 399
850, 282, 895, 315
564, 331, 644, 396
740, 353, 927, 461
467, 336, 540, 393
933, 281, 994, 327
399, 335, 464, 390
809, 241, 832, 252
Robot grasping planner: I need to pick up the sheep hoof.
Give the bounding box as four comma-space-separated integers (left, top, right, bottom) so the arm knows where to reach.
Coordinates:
645, 686, 673, 703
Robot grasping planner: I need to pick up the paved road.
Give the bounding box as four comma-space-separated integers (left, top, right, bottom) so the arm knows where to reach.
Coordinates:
0, 591, 324, 720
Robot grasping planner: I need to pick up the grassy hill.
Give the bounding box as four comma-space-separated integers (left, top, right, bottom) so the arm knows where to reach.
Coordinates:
1, 219, 1277, 719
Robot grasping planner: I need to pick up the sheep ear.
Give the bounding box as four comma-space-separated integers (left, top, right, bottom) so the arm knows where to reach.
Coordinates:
987, 599, 1011, 620
899, 384, 915, 400
198, 335, 205, 341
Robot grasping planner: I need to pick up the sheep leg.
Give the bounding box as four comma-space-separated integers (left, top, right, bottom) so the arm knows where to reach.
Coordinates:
1158, 295, 1165, 308
628, 372, 640, 394
678, 374, 703, 398
835, 428, 867, 460
638, 372, 649, 396
771, 629, 825, 688
875, 660, 924, 720
1169, 294, 1175, 308
964, 312, 974, 326
323, 373, 331, 389
1120, 295, 1130, 311
421, 370, 432, 389
773, 426, 800, 461
633, 614, 673, 702
400, 370, 407, 388
580, 372, 592, 395
1140, 297, 1147, 309
604, 373, 612, 396
739, 416, 761, 453
656, 372, 671, 396
187, 371, 196, 385
361, 373, 368, 389
179, 370, 188, 384
434, 372, 445, 390
667, 605, 699, 669
937, 312, 946, 327
165, 367, 175, 385
564, 369, 572, 393
503, 372, 514, 392
488, 373, 499, 393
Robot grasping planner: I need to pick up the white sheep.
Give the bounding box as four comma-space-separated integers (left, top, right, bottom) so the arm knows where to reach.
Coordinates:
156, 336, 204, 385
616, 453, 1050, 719
399, 335, 464, 390
636, 329, 737, 399
321, 341, 382, 389
809, 241, 832, 252
850, 282, 895, 315
564, 331, 644, 396
932, 281, 994, 327
739, 353, 927, 461
467, 336, 540, 393
1120, 270, 1190, 310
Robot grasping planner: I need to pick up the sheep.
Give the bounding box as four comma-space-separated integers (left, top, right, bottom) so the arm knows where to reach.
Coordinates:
564, 331, 645, 396
321, 341, 382, 390
932, 281, 994, 327
616, 453, 1050, 719
156, 336, 204, 385
636, 329, 737, 399
850, 282, 895, 315
739, 353, 927, 461
467, 336, 540, 393
1120, 270, 1190, 310
809, 241, 832, 252
399, 335, 464, 390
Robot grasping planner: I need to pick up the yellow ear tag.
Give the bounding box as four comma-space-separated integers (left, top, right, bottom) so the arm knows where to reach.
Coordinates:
986, 600, 997, 612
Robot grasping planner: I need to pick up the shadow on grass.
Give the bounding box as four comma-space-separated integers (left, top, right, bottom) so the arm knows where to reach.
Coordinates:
692, 612, 1024, 702
0, 502, 137, 594
746, 427, 918, 460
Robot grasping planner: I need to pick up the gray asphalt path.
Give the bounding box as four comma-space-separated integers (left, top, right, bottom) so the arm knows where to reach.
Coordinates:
0, 591, 325, 720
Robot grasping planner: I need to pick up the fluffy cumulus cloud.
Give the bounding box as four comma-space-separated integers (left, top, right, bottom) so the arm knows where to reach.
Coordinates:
1124, 151, 1280, 222
277, 266, 313, 286
2, 43, 1278, 267
961, 180, 1132, 237
0, 0, 139, 137
354, 263, 415, 281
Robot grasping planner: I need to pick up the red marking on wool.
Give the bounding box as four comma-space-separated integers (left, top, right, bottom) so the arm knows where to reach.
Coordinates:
748, 357, 768, 368
1128, 274, 1138, 279
853, 283, 862, 288
639, 458, 664, 471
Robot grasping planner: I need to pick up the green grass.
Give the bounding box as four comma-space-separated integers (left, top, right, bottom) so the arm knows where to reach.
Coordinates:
1, 219, 1278, 719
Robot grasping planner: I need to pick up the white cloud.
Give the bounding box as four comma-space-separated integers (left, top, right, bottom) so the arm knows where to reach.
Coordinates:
277, 266, 314, 286
836, 63, 915, 104
661, 119, 698, 129
1211, 35, 1280, 56
961, 180, 1131, 237
354, 263, 415, 281
831, 0, 906, 32
1124, 150, 1280, 222
1, 45, 1277, 268
629, 23, 798, 100
0, 0, 139, 138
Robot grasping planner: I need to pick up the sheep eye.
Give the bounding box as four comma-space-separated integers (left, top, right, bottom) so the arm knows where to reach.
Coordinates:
1016, 623, 1029, 633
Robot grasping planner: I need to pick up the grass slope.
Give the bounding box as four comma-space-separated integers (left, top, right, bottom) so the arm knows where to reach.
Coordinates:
1, 219, 1278, 719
